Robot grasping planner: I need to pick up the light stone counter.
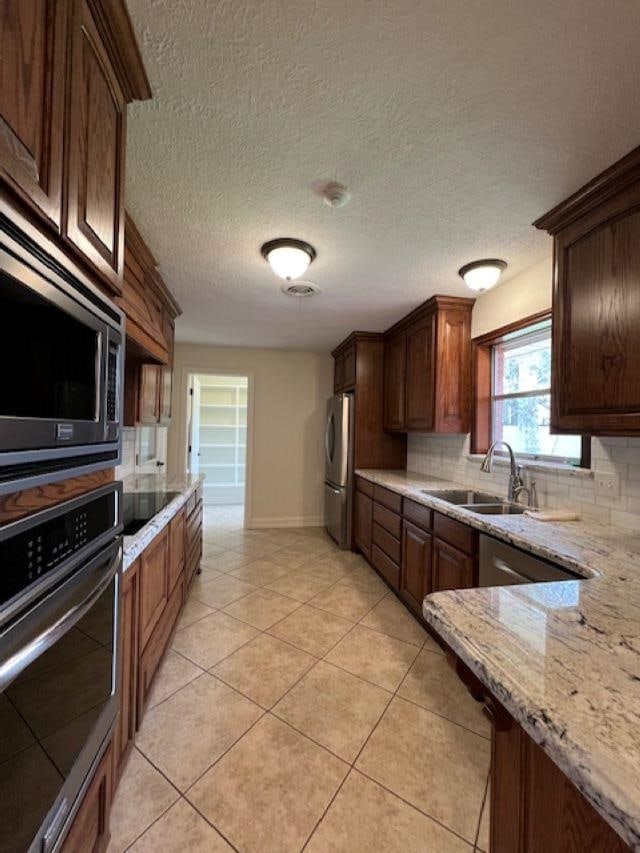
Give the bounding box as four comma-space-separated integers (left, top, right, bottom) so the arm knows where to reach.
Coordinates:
121, 472, 204, 571
356, 467, 640, 849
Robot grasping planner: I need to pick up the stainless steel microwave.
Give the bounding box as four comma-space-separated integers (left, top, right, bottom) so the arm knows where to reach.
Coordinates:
0, 215, 124, 493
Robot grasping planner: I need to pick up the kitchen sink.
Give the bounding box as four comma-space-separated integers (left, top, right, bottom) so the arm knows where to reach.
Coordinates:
465, 503, 528, 515
421, 489, 505, 505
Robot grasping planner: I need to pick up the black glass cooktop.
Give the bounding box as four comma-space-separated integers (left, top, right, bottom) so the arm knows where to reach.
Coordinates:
122, 491, 181, 536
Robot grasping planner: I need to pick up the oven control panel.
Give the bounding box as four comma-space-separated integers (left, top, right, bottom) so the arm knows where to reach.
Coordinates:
0, 492, 117, 609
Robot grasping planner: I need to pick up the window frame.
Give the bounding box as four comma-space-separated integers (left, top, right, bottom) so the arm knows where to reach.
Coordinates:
471, 311, 590, 468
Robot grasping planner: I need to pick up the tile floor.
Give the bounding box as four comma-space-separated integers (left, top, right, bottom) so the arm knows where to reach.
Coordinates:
109, 505, 491, 852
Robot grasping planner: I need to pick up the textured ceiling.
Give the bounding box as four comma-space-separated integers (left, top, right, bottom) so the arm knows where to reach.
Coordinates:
125, 0, 640, 351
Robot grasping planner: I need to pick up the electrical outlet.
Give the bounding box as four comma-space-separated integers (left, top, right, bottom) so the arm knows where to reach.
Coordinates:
595, 472, 620, 498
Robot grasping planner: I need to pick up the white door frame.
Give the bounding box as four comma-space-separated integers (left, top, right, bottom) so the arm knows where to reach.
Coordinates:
180, 365, 254, 529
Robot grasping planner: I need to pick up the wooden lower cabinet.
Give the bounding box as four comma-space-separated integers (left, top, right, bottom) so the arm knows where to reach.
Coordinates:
62, 742, 113, 853
489, 704, 629, 853
168, 508, 186, 594
354, 489, 373, 558
139, 526, 169, 649
137, 578, 182, 720
114, 562, 138, 782
401, 520, 432, 615
432, 537, 474, 592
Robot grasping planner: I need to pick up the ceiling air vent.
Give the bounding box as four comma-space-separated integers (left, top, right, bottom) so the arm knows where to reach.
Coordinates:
280, 281, 320, 298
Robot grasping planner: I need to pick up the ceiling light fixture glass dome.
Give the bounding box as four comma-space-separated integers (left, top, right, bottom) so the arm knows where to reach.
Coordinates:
261, 238, 317, 281
458, 259, 507, 292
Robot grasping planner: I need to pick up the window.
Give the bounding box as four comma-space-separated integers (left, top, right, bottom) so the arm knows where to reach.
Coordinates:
472, 313, 589, 466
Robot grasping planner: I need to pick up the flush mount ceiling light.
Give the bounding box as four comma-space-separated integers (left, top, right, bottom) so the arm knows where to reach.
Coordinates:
261, 238, 317, 281
458, 259, 507, 292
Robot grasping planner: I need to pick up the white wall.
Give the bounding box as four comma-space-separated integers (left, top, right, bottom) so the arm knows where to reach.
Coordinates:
471, 256, 552, 338
168, 344, 333, 529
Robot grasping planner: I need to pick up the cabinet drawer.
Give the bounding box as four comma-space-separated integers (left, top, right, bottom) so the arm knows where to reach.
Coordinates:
137, 579, 183, 720
355, 475, 374, 498
403, 499, 432, 532
373, 502, 402, 539
373, 485, 403, 513
372, 522, 401, 564
371, 544, 400, 590
433, 512, 476, 555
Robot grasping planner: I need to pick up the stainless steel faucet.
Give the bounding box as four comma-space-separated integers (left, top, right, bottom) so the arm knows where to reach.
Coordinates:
480, 441, 524, 503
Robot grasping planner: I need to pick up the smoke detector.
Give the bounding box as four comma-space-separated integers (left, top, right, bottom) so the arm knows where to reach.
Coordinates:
321, 181, 351, 208
281, 280, 320, 298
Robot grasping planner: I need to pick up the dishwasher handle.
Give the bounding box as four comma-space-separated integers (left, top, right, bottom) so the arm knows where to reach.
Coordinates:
492, 557, 535, 584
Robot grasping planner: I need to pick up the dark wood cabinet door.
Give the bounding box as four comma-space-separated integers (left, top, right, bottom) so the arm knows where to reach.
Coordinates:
432, 537, 474, 592
342, 345, 356, 389
435, 308, 472, 433
0, 0, 67, 228
354, 490, 373, 559
401, 520, 432, 615
334, 353, 345, 392
65, 0, 126, 293
384, 334, 406, 430
159, 366, 172, 423
553, 197, 640, 433
115, 561, 138, 781
168, 508, 185, 594
138, 364, 160, 424
139, 527, 168, 650
405, 315, 436, 431
61, 741, 112, 853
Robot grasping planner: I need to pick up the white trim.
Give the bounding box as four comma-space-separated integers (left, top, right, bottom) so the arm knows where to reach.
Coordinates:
179, 364, 255, 529
248, 515, 325, 529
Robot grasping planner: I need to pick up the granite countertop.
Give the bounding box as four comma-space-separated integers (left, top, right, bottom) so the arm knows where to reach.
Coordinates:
356, 468, 640, 849
121, 472, 204, 571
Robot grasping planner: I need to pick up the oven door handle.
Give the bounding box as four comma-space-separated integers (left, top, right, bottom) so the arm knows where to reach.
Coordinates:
0, 540, 121, 693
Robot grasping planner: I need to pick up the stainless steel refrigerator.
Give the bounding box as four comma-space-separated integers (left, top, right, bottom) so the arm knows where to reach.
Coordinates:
324, 393, 353, 548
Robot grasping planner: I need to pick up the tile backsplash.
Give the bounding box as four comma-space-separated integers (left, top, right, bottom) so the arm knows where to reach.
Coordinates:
116, 426, 168, 480
407, 434, 640, 532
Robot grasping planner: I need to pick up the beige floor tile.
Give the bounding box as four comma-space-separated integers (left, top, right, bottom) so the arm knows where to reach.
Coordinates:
398, 649, 490, 737
212, 633, 315, 708
325, 625, 419, 691
228, 558, 291, 586
146, 650, 203, 710
304, 555, 359, 583
172, 611, 259, 668
128, 798, 233, 852
360, 593, 428, 646
200, 550, 254, 573
477, 780, 490, 851
136, 673, 262, 791
306, 770, 472, 853
201, 541, 228, 559
310, 584, 384, 621
264, 568, 335, 602
187, 714, 348, 853
222, 588, 300, 629
192, 574, 256, 609
356, 697, 490, 843
231, 540, 283, 559
202, 532, 245, 549
424, 632, 446, 655
263, 545, 315, 570
107, 749, 178, 852
267, 604, 354, 656
273, 661, 390, 762
176, 596, 215, 630
337, 565, 389, 595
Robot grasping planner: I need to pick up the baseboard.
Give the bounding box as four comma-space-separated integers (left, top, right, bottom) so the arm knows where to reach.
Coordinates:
248, 515, 324, 529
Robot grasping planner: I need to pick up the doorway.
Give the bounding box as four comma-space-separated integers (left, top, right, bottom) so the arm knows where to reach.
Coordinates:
187, 373, 249, 514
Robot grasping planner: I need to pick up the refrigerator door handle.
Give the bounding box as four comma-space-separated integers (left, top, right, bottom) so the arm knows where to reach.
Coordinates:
327, 484, 340, 495
325, 413, 335, 467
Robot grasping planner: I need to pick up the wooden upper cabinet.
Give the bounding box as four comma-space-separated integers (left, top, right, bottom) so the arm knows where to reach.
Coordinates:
383, 296, 474, 434
384, 334, 406, 431
333, 344, 356, 392
0, 0, 67, 228
138, 364, 161, 424
405, 315, 436, 430
534, 146, 640, 434
65, 0, 126, 293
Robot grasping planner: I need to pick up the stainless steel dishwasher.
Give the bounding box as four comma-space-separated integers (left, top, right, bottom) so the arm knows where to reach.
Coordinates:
479, 534, 579, 586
